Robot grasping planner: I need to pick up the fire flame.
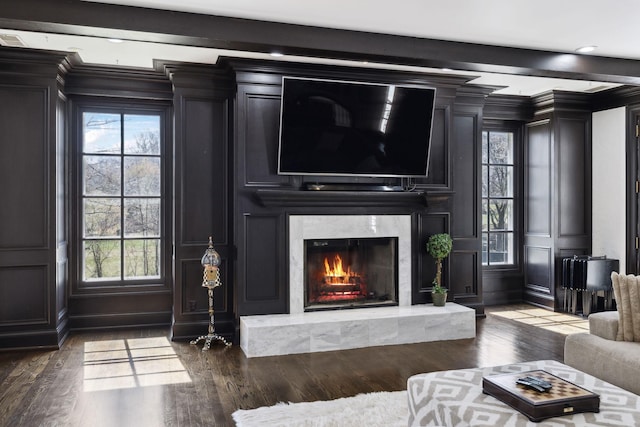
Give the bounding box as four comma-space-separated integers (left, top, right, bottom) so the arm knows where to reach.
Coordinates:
310, 253, 367, 303
323, 254, 358, 284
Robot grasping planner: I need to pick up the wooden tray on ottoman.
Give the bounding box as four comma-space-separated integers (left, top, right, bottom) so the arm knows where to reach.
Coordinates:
482, 370, 600, 422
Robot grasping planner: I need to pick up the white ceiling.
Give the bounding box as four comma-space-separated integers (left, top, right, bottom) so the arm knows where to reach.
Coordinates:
4, 0, 639, 96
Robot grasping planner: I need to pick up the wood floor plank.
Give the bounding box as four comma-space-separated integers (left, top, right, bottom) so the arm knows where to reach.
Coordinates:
0, 305, 574, 426
0, 350, 56, 425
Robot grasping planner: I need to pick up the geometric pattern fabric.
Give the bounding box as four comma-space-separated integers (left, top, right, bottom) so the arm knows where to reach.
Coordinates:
408, 360, 640, 426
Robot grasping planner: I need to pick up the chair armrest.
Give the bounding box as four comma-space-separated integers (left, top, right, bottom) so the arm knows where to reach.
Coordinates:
589, 311, 619, 341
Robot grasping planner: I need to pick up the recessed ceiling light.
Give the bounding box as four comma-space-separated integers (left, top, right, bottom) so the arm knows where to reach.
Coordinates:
575, 45, 597, 53
107, 38, 124, 44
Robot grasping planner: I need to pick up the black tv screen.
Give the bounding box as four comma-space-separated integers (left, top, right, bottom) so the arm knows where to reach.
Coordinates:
278, 76, 436, 178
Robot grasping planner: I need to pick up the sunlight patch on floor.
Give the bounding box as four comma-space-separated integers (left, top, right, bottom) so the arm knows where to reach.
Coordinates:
490, 308, 589, 335
83, 336, 192, 392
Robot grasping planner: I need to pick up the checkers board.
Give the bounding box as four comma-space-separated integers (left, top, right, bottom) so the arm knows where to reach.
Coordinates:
482, 370, 600, 422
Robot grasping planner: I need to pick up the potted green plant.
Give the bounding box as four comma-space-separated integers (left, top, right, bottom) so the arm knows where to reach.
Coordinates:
426, 233, 453, 306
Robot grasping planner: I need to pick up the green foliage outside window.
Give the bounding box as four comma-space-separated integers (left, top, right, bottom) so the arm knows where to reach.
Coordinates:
81, 112, 162, 282
482, 130, 515, 266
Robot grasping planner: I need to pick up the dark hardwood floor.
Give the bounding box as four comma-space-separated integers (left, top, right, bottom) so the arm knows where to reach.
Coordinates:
0, 305, 570, 426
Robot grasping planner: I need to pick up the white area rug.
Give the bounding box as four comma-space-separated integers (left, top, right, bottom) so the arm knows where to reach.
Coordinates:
232, 390, 408, 427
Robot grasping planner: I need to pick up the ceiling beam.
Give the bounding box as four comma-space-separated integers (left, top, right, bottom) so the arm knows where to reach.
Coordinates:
3, 0, 640, 85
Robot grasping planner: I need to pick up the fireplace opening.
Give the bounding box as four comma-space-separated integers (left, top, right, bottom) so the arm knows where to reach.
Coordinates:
304, 237, 398, 311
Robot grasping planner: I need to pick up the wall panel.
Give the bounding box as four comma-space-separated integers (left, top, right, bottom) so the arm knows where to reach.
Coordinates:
558, 118, 587, 237
243, 214, 283, 302
0, 86, 47, 249
525, 246, 552, 293
450, 251, 478, 297
526, 120, 552, 236
243, 93, 283, 186
182, 98, 228, 245
452, 114, 477, 238
0, 266, 48, 324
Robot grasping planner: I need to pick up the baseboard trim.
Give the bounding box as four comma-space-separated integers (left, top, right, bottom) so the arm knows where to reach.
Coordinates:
524, 290, 555, 310
69, 311, 172, 330
0, 329, 63, 351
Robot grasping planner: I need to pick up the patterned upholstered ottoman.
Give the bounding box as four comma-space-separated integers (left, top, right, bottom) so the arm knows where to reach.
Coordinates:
407, 360, 640, 426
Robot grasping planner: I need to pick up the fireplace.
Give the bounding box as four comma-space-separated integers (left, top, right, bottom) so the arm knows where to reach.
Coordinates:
289, 214, 412, 313
239, 214, 476, 358
304, 237, 398, 311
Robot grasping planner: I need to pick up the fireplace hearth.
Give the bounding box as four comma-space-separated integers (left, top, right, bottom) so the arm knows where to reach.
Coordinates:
305, 237, 398, 311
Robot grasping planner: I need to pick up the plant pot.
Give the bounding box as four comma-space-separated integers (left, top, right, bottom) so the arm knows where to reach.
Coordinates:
432, 292, 447, 307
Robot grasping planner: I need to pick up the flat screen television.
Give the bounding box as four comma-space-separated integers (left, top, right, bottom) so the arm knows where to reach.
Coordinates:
277, 76, 436, 178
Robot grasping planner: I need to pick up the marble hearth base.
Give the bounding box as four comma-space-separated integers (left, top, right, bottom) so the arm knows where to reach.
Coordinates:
239, 303, 476, 358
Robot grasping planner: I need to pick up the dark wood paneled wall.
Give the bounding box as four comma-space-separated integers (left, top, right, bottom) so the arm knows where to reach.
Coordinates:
0, 49, 69, 348
449, 89, 489, 313
228, 59, 488, 327
164, 63, 236, 341
233, 65, 299, 317
2, 47, 626, 349
524, 92, 592, 309
4, 0, 640, 349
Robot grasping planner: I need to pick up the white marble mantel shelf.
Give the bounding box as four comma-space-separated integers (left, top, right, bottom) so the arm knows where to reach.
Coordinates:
240, 303, 476, 358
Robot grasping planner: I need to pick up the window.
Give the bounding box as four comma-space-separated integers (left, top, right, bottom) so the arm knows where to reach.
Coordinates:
482, 130, 515, 266
80, 111, 163, 283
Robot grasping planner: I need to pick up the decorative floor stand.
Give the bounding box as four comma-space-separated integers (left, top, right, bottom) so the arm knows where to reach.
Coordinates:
190, 285, 231, 350
191, 237, 232, 351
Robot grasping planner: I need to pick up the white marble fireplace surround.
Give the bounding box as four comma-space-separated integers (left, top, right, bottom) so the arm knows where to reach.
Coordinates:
240, 214, 476, 358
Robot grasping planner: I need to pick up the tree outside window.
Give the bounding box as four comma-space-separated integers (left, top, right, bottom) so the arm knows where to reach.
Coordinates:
482, 130, 515, 266
81, 112, 162, 282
